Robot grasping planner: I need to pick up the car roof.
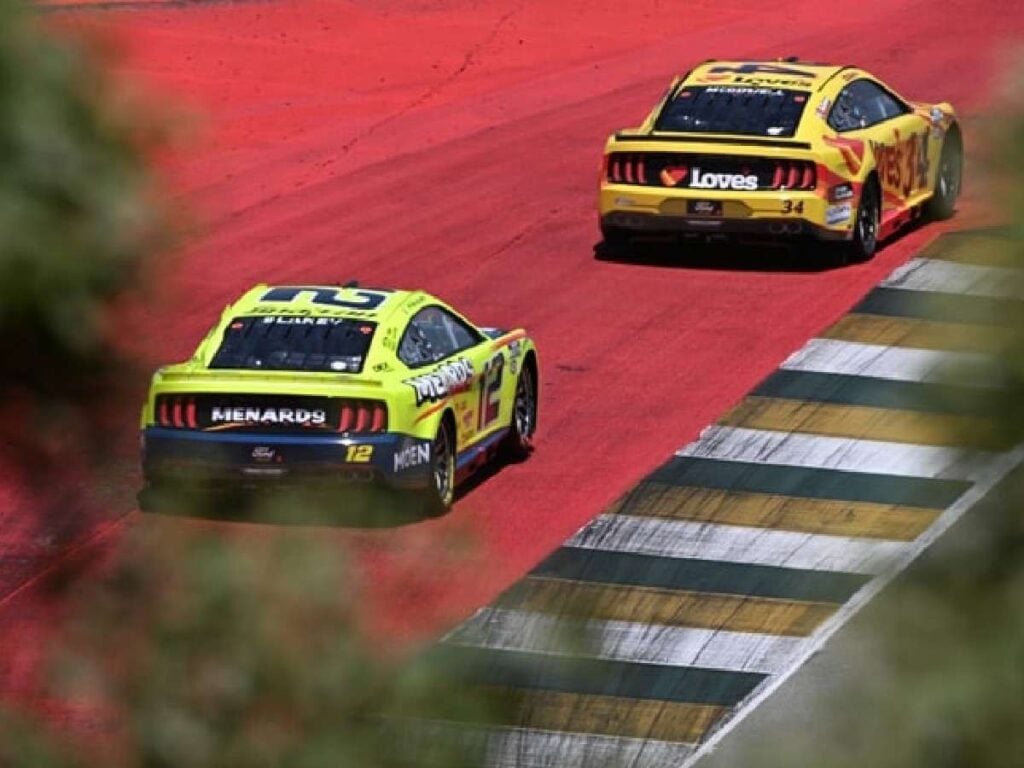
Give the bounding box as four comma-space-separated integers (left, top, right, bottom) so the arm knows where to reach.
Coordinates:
683, 59, 849, 90
227, 284, 429, 324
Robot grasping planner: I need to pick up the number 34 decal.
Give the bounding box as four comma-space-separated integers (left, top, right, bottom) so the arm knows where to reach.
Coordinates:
477, 353, 504, 430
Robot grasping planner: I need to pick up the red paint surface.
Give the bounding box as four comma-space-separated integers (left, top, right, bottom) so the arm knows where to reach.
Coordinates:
4, 0, 1024, 706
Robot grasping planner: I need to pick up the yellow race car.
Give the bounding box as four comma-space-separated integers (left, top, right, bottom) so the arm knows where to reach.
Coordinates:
599, 58, 961, 261
139, 284, 539, 514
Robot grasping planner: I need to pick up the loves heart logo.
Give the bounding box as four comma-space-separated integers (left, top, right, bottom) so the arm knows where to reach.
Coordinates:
660, 165, 689, 187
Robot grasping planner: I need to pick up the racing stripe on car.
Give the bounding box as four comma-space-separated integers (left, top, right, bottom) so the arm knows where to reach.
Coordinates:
439, 230, 1023, 767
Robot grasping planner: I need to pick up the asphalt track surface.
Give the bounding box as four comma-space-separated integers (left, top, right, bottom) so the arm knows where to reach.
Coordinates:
3, 0, 1024, 719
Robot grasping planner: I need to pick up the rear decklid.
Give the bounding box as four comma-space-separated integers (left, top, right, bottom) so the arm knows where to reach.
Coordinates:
604, 61, 845, 191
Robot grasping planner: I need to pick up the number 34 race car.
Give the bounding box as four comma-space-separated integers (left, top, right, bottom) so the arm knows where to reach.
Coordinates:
139, 284, 539, 514
599, 59, 962, 262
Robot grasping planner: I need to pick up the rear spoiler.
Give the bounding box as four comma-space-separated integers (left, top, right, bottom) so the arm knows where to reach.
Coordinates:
155, 369, 384, 388
613, 132, 812, 150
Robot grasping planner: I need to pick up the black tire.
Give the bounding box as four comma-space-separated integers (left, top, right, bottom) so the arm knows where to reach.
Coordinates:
926, 131, 962, 221
502, 363, 537, 461
422, 415, 456, 516
840, 179, 880, 265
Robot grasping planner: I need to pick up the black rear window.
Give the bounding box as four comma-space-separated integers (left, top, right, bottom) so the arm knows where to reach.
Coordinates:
654, 86, 809, 138
209, 316, 376, 373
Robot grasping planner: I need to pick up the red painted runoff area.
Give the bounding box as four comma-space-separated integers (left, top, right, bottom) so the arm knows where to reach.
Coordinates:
3, 0, 1022, 710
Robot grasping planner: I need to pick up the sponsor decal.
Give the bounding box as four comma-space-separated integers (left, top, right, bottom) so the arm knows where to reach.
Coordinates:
705, 86, 784, 96
405, 358, 475, 406
871, 129, 930, 199
660, 165, 689, 186
613, 196, 636, 206
829, 183, 855, 202
707, 63, 816, 78
394, 443, 430, 472
260, 316, 352, 326
826, 203, 853, 226
701, 63, 815, 87
508, 339, 524, 375
689, 166, 759, 191
816, 98, 832, 119
660, 164, 757, 191
210, 406, 327, 427
925, 106, 950, 139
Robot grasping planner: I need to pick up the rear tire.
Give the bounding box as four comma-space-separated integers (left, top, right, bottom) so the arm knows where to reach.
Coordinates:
502, 364, 537, 461
840, 179, 880, 265
422, 416, 455, 516
600, 222, 631, 252
926, 132, 962, 221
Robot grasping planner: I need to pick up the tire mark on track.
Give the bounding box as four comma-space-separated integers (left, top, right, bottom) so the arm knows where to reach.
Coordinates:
334, 3, 522, 158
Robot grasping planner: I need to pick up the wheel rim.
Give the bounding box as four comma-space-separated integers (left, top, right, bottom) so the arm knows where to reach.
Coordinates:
938, 150, 960, 201
857, 187, 878, 253
514, 369, 535, 441
433, 424, 453, 504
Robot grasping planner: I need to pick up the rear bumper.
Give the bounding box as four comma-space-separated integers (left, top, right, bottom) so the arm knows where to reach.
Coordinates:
599, 185, 853, 241
601, 211, 849, 241
140, 427, 433, 491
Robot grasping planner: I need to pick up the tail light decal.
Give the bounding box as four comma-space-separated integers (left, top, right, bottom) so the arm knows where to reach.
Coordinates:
787, 164, 800, 190
371, 402, 387, 432
607, 152, 816, 191
339, 403, 354, 433
153, 395, 388, 434
339, 400, 388, 434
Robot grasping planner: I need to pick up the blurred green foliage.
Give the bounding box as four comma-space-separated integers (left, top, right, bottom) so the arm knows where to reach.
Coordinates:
0, 517, 501, 768
0, 4, 503, 766
0, 0, 172, 502
0, 0, 162, 364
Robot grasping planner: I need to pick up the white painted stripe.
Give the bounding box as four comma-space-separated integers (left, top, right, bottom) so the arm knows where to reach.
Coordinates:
568, 514, 907, 575
882, 257, 1023, 299
683, 441, 1024, 767
485, 726, 695, 768
676, 425, 994, 481
781, 338, 999, 385
448, 607, 803, 675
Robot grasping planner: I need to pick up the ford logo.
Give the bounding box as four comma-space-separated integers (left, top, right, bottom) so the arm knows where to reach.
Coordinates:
251, 446, 276, 462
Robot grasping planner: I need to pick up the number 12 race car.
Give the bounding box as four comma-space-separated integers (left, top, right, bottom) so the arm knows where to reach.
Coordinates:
600, 59, 962, 262
139, 284, 539, 514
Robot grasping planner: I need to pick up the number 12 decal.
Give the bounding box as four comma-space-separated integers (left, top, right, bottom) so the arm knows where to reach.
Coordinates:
478, 354, 504, 430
